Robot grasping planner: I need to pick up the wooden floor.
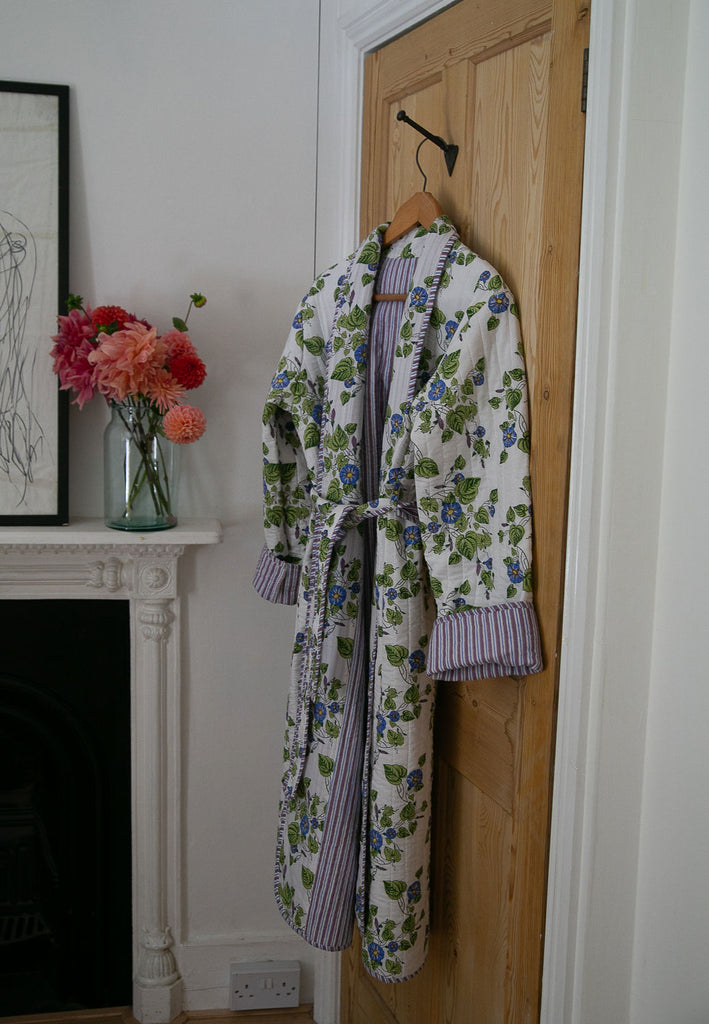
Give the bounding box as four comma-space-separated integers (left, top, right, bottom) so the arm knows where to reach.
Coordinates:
0, 1007, 315, 1024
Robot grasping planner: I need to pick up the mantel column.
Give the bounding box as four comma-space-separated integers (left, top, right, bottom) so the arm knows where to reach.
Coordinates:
132, 554, 183, 1023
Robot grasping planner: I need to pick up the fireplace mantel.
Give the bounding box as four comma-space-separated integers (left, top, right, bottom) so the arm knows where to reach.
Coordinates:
0, 517, 222, 1023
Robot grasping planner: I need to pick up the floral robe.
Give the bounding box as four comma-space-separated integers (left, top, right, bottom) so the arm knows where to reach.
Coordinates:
253, 215, 542, 983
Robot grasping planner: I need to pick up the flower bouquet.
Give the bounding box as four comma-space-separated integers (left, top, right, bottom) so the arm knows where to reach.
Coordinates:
51, 293, 208, 530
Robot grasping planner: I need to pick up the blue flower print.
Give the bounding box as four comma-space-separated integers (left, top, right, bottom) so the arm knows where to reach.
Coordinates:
388, 467, 405, 485
428, 379, 446, 401
354, 343, 368, 365
296, 632, 306, 644
448, 249, 459, 263
300, 814, 310, 836
344, 377, 356, 388
441, 501, 462, 524
386, 828, 397, 840
502, 424, 517, 447
453, 472, 464, 484
427, 521, 440, 533
329, 701, 340, 714
292, 311, 304, 330
477, 270, 491, 287
488, 292, 510, 314
473, 371, 485, 386
312, 404, 323, 423
404, 525, 422, 547
453, 597, 466, 609
387, 940, 400, 952
408, 649, 425, 672
445, 319, 458, 340
328, 585, 347, 607
272, 371, 289, 390
407, 768, 423, 791
314, 701, 326, 724
368, 941, 385, 965
410, 286, 428, 309
370, 829, 383, 852
388, 710, 400, 722
507, 561, 524, 584
390, 413, 403, 436
377, 713, 386, 736
474, 424, 486, 437
386, 588, 398, 601
407, 880, 422, 903
340, 463, 360, 485
350, 582, 360, 594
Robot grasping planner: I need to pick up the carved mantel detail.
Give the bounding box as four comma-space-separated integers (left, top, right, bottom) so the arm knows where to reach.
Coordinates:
0, 519, 221, 1024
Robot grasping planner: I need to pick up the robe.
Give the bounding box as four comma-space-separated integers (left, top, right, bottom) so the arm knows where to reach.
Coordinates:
253, 215, 543, 983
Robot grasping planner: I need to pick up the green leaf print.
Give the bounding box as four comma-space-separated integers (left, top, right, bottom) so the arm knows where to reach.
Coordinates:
383, 764, 407, 785
383, 880, 408, 900
304, 335, 324, 355
288, 822, 300, 848
302, 866, 314, 890
337, 636, 354, 658
358, 241, 379, 264
341, 305, 367, 331
385, 645, 408, 666
263, 463, 281, 485
318, 754, 334, 778
487, 315, 500, 331
455, 477, 481, 503
303, 423, 320, 448
414, 458, 440, 478
440, 351, 460, 378
455, 533, 478, 560
506, 388, 522, 410
332, 357, 357, 381
509, 524, 525, 546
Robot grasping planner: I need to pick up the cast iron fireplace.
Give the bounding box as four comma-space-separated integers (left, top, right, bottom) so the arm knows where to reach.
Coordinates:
0, 599, 132, 1015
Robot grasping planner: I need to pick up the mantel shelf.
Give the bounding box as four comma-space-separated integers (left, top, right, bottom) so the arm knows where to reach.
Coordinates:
0, 516, 222, 548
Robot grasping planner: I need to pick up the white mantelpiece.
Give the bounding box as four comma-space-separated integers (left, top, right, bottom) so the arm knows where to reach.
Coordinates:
0, 517, 222, 1024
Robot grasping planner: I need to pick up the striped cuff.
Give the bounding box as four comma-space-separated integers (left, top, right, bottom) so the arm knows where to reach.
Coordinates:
252, 545, 301, 605
426, 601, 543, 680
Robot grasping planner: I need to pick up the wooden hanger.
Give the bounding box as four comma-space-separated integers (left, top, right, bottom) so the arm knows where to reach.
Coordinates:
382, 191, 443, 246
373, 191, 443, 302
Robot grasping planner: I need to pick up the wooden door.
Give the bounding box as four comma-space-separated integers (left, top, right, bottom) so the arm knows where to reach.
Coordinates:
342, 1, 589, 1021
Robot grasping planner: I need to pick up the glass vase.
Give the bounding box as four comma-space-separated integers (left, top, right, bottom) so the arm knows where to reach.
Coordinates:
104, 398, 178, 530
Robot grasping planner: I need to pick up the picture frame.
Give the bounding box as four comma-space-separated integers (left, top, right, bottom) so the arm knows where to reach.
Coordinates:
0, 81, 69, 524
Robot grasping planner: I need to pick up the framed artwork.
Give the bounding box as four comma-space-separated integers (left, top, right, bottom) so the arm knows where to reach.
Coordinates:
0, 81, 69, 524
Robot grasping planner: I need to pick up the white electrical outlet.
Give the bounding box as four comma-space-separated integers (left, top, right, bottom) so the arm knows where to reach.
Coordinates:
229, 959, 300, 1010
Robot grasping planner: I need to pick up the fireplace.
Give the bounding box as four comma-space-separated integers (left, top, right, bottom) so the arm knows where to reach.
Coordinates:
0, 600, 132, 1015
0, 518, 221, 1023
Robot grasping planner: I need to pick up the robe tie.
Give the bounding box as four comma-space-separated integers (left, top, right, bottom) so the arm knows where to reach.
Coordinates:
283, 492, 420, 798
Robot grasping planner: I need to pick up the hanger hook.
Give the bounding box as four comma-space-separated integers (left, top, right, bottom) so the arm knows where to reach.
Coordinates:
415, 138, 428, 192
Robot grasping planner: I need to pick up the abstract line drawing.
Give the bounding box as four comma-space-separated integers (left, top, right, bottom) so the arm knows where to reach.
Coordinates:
0, 211, 44, 505
0, 80, 68, 523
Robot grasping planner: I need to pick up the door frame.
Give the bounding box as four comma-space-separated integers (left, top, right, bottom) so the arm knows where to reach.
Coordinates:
314, 1, 618, 1020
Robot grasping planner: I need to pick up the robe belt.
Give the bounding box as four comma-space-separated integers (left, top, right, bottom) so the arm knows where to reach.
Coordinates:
284, 493, 420, 798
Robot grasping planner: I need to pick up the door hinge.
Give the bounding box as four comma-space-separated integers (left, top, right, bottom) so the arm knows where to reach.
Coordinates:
581, 47, 589, 113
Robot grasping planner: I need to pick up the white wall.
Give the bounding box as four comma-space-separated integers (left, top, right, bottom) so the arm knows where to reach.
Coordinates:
0, 0, 323, 1010
630, 2, 709, 1020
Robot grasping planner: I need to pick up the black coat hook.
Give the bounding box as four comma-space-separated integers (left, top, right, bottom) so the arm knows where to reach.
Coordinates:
396, 109, 458, 177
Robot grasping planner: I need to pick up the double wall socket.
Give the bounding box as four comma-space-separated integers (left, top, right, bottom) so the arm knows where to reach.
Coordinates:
229, 959, 300, 1010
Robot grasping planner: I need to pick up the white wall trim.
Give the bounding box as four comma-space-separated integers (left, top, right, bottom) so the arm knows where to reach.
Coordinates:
540, 0, 626, 1017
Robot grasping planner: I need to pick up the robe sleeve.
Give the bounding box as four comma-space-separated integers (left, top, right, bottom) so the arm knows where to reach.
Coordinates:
411, 288, 543, 680
253, 292, 324, 605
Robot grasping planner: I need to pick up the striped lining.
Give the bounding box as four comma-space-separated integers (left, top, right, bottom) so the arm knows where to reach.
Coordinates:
426, 601, 543, 680
252, 544, 301, 605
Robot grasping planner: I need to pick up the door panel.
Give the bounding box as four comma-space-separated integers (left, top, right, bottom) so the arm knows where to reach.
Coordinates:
344, 0, 589, 1021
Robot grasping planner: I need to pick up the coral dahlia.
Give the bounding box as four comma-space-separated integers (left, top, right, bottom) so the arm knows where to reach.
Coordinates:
163, 404, 207, 444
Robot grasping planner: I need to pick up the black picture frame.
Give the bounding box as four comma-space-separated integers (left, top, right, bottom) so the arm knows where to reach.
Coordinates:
0, 81, 69, 525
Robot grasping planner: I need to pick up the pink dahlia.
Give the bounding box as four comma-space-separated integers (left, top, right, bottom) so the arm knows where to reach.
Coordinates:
88, 321, 168, 401
163, 404, 207, 444
50, 308, 98, 408
169, 352, 207, 390
146, 367, 185, 412
162, 328, 196, 359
